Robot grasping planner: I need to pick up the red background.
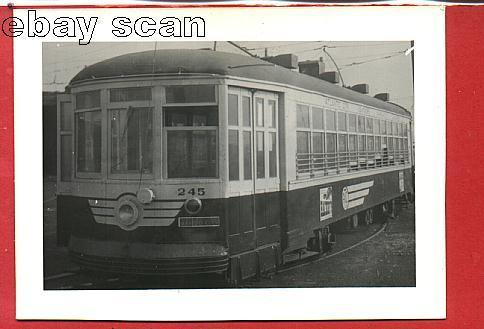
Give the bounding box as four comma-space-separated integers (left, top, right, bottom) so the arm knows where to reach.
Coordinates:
1, 5, 483, 328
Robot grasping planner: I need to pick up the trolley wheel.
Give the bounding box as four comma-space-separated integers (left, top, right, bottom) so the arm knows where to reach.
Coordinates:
406, 192, 414, 203
365, 208, 374, 225
350, 214, 359, 229
324, 231, 335, 253
373, 204, 386, 223
227, 257, 241, 288
390, 199, 396, 218
317, 229, 324, 253
221, 270, 235, 288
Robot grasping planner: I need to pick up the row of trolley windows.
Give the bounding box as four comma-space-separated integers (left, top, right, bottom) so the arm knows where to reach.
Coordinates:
295, 104, 410, 176
296, 104, 408, 136
227, 93, 277, 182
74, 86, 218, 178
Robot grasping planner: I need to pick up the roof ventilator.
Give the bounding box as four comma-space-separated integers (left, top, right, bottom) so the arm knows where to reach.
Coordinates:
374, 93, 390, 101
298, 58, 325, 78
263, 54, 299, 69
351, 83, 370, 94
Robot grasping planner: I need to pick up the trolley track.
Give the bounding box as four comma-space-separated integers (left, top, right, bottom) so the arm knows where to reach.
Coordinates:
277, 221, 388, 274
44, 218, 390, 290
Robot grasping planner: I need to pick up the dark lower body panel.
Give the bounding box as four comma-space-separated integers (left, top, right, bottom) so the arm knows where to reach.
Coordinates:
58, 167, 413, 279
69, 236, 229, 275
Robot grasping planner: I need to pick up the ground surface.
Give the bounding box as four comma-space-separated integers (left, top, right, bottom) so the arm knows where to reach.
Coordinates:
242, 204, 415, 288
43, 178, 415, 289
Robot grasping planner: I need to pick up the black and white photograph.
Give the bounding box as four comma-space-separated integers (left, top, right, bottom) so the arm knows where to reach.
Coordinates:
14, 6, 445, 321
42, 40, 415, 290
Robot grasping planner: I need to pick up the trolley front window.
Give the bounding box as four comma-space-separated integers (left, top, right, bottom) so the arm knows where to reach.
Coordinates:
164, 106, 218, 178
110, 87, 152, 102
167, 130, 217, 178
76, 111, 101, 173
110, 107, 153, 174
166, 85, 216, 104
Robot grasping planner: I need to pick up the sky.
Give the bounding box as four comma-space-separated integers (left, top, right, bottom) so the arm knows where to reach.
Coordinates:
42, 41, 414, 111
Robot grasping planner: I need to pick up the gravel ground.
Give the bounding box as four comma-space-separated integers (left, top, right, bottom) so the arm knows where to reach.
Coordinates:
243, 203, 415, 288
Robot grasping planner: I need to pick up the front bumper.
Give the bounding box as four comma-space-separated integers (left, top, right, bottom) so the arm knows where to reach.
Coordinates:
69, 236, 229, 275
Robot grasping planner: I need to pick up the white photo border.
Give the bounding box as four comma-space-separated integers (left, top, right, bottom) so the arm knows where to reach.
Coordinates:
14, 5, 446, 321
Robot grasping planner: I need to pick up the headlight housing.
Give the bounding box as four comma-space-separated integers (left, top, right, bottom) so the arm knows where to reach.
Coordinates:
184, 198, 202, 215
114, 195, 142, 230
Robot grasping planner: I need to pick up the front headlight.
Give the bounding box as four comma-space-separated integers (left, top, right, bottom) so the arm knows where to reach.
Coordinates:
115, 196, 142, 230
184, 198, 202, 215
118, 203, 136, 225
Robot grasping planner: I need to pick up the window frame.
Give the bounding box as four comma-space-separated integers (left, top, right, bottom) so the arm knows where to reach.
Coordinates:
163, 116, 219, 180
255, 94, 279, 181
227, 90, 253, 182
161, 84, 220, 181
109, 86, 153, 103
103, 84, 156, 180
57, 95, 74, 183
225, 88, 280, 190
164, 84, 218, 106
74, 89, 103, 179
107, 105, 155, 180
165, 126, 219, 179
294, 98, 411, 178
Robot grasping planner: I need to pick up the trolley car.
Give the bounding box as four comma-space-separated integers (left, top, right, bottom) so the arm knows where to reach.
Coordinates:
56, 49, 413, 283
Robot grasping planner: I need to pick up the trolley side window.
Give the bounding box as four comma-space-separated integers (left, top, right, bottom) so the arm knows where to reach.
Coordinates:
296, 104, 310, 128
294, 99, 411, 179
227, 90, 254, 182
228, 130, 239, 181
268, 132, 277, 177
74, 90, 102, 175
386, 121, 392, 136
242, 96, 251, 127
312, 107, 324, 130
243, 131, 252, 180
348, 114, 357, 132
381, 120, 387, 135
256, 131, 265, 178
326, 110, 336, 131
58, 95, 73, 182
337, 112, 347, 131
76, 90, 100, 110
374, 119, 380, 135
256, 98, 265, 127
266, 100, 276, 128
228, 94, 238, 126
357, 115, 366, 133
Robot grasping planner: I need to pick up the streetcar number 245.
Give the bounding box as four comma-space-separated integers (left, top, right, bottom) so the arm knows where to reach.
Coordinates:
177, 188, 205, 196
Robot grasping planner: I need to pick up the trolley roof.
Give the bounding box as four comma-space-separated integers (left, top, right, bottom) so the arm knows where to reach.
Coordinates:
70, 49, 410, 117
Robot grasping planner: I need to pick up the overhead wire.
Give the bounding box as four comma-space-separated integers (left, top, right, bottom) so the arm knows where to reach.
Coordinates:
340, 51, 406, 70
245, 41, 324, 51
324, 42, 406, 49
